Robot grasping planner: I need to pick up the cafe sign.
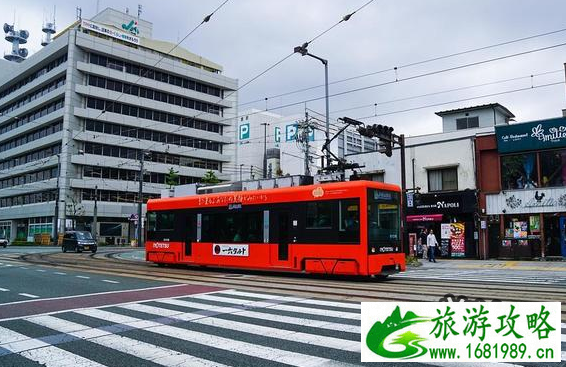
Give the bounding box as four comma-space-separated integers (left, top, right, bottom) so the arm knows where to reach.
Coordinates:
496, 117, 566, 154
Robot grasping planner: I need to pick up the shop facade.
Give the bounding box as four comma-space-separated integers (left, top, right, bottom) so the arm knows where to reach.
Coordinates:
407, 190, 478, 258
477, 117, 566, 259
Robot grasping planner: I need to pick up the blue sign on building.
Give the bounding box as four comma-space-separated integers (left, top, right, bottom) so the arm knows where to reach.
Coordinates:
496, 117, 566, 154
239, 123, 250, 141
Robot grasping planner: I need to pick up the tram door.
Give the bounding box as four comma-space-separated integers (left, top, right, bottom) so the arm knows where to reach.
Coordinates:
278, 212, 289, 261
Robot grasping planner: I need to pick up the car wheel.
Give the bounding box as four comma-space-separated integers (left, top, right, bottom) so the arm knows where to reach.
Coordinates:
75, 245, 82, 253
91, 248, 97, 254
2, 243, 6, 248
62, 245, 67, 253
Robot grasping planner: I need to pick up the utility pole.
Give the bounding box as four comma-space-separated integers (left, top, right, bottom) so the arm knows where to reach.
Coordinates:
92, 185, 98, 242
53, 154, 61, 245
239, 164, 244, 181
137, 151, 146, 247
261, 123, 268, 178
399, 134, 407, 255
298, 111, 312, 176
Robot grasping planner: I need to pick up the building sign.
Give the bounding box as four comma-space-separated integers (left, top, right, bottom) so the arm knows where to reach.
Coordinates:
407, 191, 476, 215
213, 244, 248, 257
122, 19, 140, 35
239, 123, 250, 141
81, 19, 140, 45
486, 187, 566, 215
274, 127, 281, 144
285, 124, 297, 141
495, 117, 566, 154
450, 222, 465, 257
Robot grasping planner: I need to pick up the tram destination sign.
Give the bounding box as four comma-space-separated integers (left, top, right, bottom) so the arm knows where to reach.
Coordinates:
496, 117, 566, 154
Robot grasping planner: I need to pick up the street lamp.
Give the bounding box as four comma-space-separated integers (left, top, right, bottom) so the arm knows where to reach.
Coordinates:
294, 42, 330, 168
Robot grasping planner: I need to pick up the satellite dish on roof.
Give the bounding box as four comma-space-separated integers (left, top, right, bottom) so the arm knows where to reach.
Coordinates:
3, 23, 12, 34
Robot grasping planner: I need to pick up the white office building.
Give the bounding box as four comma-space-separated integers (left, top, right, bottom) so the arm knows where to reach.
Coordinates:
0, 8, 238, 243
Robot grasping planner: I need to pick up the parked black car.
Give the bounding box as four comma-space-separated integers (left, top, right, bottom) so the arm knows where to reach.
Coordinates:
62, 231, 97, 253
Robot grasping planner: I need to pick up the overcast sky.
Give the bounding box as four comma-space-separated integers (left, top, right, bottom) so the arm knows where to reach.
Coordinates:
4, 0, 566, 136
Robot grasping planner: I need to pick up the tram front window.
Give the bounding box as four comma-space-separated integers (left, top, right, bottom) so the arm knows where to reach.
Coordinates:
367, 189, 400, 253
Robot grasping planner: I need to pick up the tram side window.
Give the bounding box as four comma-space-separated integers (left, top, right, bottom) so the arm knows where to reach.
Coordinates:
147, 211, 175, 240
306, 201, 333, 229
201, 212, 263, 243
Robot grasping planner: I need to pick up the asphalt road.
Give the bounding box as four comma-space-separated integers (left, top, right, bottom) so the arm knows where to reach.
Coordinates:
0, 247, 564, 367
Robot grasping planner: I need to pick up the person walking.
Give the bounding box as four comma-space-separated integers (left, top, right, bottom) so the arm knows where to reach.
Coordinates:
427, 229, 438, 263
420, 228, 428, 260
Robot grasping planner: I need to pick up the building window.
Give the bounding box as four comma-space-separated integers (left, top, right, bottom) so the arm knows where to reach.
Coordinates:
428, 167, 458, 192
540, 149, 566, 187
456, 116, 479, 130
501, 153, 538, 189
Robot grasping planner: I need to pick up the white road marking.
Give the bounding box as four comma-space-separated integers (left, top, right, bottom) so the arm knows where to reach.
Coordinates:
101, 280, 119, 284
18, 293, 39, 298
192, 293, 361, 320
20, 267, 28, 269
223, 289, 361, 309
121, 303, 359, 352
0, 287, 9, 292
36, 269, 46, 272
53, 272, 67, 275
0, 326, 106, 367
80, 309, 357, 367
156, 298, 361, 334
76, 276, 90, 279
26, 315, 231, 367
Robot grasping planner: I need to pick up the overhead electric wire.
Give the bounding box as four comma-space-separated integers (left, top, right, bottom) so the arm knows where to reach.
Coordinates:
355, 81, 565, 121
235, 40, 566, 122
239, 25, 566, 107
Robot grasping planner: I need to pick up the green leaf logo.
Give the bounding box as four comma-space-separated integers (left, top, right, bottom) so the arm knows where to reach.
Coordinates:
366, 306, 430, 359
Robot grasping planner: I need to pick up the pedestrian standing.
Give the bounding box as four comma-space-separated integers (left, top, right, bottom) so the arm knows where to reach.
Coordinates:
427, 229, 438, 263
420, 228, 428, 260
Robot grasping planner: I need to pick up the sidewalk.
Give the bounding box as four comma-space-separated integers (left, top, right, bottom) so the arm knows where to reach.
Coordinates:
413, 258, 566, 272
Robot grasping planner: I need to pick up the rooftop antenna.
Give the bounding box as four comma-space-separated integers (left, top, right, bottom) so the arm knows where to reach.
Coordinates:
125, 7, 129, 15
3, 22, 29, 62
137, 4, 142, 19
41, 5, 56, 47
76, 7, 82, 21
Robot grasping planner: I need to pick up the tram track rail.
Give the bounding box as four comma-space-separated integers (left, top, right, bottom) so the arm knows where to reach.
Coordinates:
17, 250, 566, 321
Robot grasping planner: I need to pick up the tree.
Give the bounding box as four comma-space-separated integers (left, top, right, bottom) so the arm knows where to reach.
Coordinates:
165, 167, 179, 189
201, 170, 220, 184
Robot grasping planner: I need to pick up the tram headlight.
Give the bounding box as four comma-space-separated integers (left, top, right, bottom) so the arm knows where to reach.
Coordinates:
371, 247, 375, 253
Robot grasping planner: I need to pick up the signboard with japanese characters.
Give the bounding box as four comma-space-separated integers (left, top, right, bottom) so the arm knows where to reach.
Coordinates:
213, 244, 249, 257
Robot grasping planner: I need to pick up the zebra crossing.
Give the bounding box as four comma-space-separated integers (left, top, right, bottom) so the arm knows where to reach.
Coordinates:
0, 289, 564, 366
392, 267, 566, 285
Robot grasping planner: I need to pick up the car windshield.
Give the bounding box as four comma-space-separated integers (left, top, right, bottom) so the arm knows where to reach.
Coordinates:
76, 232, 93, 240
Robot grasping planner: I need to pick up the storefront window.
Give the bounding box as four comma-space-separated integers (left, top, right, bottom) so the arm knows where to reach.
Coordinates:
540, 149, 566, 187
500, 153, 538, 190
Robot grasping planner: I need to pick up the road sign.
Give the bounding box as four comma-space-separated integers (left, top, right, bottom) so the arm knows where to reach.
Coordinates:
128, 214, 139, 221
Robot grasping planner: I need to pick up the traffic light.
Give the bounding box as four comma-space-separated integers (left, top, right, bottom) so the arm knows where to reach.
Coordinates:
354, 121, 395, 157
378, 138, 393, 157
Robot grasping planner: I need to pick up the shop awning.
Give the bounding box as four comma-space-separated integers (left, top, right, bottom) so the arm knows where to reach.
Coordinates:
406, 214, 443, 222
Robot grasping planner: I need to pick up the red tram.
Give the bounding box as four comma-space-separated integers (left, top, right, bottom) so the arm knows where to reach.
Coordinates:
145, 180, 405, 276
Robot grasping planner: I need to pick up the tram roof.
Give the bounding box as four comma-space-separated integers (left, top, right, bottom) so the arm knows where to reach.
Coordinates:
147, 180, 401, 211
